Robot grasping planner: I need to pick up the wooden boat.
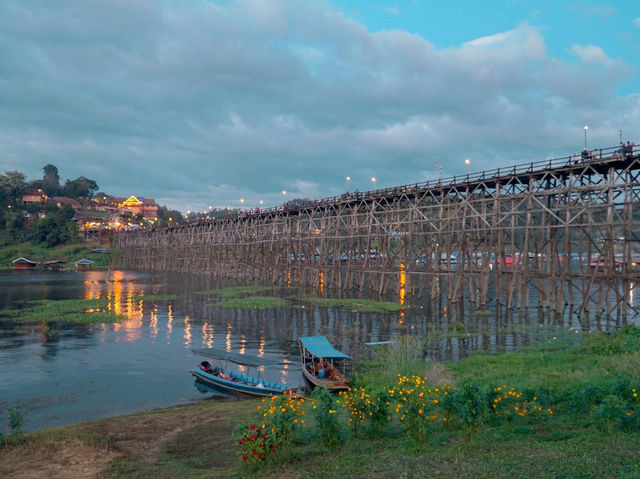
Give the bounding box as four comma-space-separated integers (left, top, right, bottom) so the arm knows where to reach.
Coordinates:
299, 336, 350, 392
189, 348, 298, 398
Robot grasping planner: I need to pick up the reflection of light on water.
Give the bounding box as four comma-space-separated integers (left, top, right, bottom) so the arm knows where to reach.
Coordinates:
258, 335, 265, 358
399, 263, 406, 323
399, 263, 406, 305
630, 282, 636, 306
202, 322, 214, 348
226, 322, 232, 352
443, 305, 448, 318
239, 335, 246, 356
184, 315, 191, 348
150, 305, 158, 338
167, 303, 174, 342
318, 271, 324, 293
287, 270, 291, 286
280, 358, 290, 381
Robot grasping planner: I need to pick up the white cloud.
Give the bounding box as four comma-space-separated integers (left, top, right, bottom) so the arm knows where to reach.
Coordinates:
571, 44, 617, 69
0, 2, 637, 212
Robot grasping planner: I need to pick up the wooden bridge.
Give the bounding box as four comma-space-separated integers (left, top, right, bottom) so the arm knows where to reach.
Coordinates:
115, 144, 640, 318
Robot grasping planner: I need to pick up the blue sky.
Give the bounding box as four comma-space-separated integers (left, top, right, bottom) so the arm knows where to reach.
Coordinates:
0, 0, 639, 212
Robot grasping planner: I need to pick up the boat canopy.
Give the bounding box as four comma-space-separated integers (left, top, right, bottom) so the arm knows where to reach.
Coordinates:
299, 336, 351, 359
192, 349, 273, 367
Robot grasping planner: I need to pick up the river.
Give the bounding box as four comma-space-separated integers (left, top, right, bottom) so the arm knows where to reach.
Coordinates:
0, 268, 637, 433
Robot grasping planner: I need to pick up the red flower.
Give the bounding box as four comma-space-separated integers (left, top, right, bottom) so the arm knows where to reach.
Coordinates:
241, 455, 247, 462
257, 452, 264, 460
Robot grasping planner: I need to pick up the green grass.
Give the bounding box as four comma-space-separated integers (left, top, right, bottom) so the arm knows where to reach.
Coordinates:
298, 297, 402, 312
3, 327, 640, 477
194, 286, 274, 298
130, 294, 178, 301
0, 298, 127, 324
0, 240, 112, 270
214, 296, 284, 309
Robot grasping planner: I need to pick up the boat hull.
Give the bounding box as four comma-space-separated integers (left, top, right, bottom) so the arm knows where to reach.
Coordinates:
301, 367, 349, 392
190, 369, 296, 397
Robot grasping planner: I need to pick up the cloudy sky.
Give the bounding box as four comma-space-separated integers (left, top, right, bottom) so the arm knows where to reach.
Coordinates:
1, 0, 639, 212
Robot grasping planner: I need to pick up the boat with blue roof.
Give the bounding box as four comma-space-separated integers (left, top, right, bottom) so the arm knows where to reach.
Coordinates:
299, 336, 350, 392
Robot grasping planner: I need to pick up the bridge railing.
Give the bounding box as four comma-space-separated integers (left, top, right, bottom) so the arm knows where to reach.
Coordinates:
190, 143, 636, 223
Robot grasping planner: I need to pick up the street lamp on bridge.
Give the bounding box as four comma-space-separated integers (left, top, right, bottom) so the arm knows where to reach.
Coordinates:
371, 177, 376, 189
584, 125, 588, 149
346, 176, 350, 192
465, 158, 471, 177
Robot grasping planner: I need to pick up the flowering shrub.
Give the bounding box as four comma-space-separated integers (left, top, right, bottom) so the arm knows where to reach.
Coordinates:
388, 374, 454, 442
338, 386, 391, 436
233, 423, 274, 465
258, 395, 306, 455
311, 387, 344, 448
593, 386, 640, 432
489, 385, 553, 423
440, 382, 485, 429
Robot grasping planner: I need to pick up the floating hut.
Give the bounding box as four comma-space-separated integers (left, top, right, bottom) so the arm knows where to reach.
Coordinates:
74, 258, 95, 271
12, 257, 37, 270
42, 260, 66, 271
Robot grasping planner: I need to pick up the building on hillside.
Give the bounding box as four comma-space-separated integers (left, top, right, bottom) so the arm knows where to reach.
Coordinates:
112, 196, 158, 221
12, 257, 38, 270
21, 190, 47, 204
51, 197, 82, 210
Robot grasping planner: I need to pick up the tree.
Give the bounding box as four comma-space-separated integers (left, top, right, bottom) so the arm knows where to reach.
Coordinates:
61, 176, 99, 200
157, 205, 184, 225
0, 171, 27, 207
29, 205, 77, 246
42, 164, 61, 196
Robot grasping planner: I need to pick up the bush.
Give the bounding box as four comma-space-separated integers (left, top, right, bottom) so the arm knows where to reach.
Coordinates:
311, 388, 344, 449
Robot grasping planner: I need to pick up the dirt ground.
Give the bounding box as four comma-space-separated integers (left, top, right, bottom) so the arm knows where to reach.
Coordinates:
0, 398, 255, 479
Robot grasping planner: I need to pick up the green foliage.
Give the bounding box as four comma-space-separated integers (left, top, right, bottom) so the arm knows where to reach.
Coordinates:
252, 395, 306, 460
360, 336, 426, 388
8, 402, 25, 436
28, 205, 77, 246
310, 388, 344, 449
298, 297, 402, 312
582, 325, 640, 356
441, 382, 486, 429
61, 176, 99, 200
0, 240, 111, 270
233, 422, 275, 466
130, 294, 178, 301
195, 286, 274, 298
216, 296, 284, 309
0, 298, 126, 324
338, 385, 391, 437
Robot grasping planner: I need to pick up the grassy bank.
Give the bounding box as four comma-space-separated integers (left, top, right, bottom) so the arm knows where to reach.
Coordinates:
0, 240, 112, 270
2, 328, 640, 478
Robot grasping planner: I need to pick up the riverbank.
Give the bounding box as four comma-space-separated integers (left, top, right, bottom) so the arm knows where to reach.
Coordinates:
0, 240, 112, 270
3, 326, 640, 478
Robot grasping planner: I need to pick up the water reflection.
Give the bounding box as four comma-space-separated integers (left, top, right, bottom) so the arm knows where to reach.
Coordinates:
1, 269, 638, 434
